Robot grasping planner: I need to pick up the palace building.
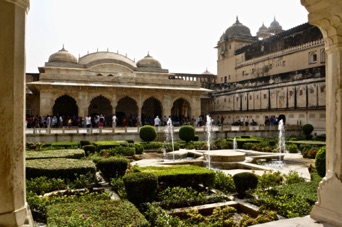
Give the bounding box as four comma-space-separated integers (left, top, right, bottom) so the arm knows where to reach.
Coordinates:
210, 17, 325, 130
26, 49, 213, 126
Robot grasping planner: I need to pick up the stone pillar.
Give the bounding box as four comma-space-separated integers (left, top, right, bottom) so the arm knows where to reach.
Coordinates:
301, 1, 342, 226
39, 90, 53, 116
0, 0, 29, 226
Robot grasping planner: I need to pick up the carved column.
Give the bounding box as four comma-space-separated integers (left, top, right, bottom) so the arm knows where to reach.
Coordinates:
0, 0, 29, 226
301, 0, 342, 226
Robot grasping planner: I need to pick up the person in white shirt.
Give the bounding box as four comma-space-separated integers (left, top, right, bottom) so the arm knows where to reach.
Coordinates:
112, 114, 117, 128
154, 116, 161, 127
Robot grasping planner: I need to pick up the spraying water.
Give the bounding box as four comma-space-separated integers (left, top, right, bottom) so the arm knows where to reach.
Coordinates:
278, 119, 286, 154
165, 117, 175, 161
206, 115, 212, 169
233, 137, 237, 150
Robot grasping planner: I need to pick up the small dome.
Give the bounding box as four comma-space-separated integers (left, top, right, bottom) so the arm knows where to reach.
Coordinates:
257, 23, 270, 39
224, 17, 252, 40
202, 68, 213, 75
137, 53, 161, 69
48, 46, 77, 63
268, 17, 282, 33
258, 23, 268, 33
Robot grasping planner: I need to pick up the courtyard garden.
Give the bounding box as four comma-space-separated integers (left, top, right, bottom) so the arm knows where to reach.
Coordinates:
26, 125, 326, 226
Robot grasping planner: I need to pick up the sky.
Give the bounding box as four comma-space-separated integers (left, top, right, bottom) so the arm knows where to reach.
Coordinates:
26, 1, 309, 75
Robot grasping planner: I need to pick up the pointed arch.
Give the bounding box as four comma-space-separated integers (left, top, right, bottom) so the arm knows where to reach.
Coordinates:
141, 97, 163, 125
171, 98, 192, 125
88, 95, 113, 126
53, 95, 78, 117
116, 96, 138, 126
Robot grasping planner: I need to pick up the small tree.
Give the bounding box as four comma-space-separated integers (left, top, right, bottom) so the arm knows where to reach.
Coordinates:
139, 125, 157, 142
178, 125, 195, 143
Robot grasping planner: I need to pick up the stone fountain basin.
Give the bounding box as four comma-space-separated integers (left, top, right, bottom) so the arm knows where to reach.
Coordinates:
204, 150, 245, 162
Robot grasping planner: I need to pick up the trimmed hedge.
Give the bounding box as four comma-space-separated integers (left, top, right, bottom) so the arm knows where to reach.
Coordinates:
101, 146, 135, 157
139, 125, 157, 142
26, 158, 96, 181
80, 140, 92, 147
94, 141, 126, 151
47, 199, 149, 226
137, 165, 215, 189
179, 125, 195, 142
97, 157, 129, 180
44, 142, 79, 149
26, 149, 85, 160
233, 172, 258, 197
123, 172, 158, 206
83, 145, 96, 156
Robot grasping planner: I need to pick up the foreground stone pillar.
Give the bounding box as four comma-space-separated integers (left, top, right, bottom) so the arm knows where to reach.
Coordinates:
301, 1, 342, 226
0, 0, 29, 226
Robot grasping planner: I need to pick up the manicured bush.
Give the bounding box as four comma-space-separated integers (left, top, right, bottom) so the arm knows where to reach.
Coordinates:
315, 146, 326, 178
47, 199, 149, 226
140, 141, 163, 150
26, 149, 85, 160
83, 145, 96, 156
137, 165, 215, 189
179, 125, 195, 142
123, 172, 158, 205
286, 143, 299, 153
302, 124, 314, 139
94, 141, 123, 151
243, 142, 254, 150
139, 125, 157, 142
80, 140, 91, 147
44, 141, 79, 149
26, 158, 96, 181
233, 172, 258, 197
101, 146, 135, 157
314, 134, 326, 141
97, 157, 129, 180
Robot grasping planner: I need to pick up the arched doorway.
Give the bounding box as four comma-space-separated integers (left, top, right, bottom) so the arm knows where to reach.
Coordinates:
53, 95, 78, 117
141, 97, 162, 125
171, 98, 191, 125
88, 96, 112, 127
116, 96, 138, 126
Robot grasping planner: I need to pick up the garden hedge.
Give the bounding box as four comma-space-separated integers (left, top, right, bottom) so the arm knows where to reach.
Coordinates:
26, 158, 96, 181
123, 172, 158, 205
97, 157, 129, 180
26, 149, 85, 160
137, 165, 215, 189
233, 172, 258, 197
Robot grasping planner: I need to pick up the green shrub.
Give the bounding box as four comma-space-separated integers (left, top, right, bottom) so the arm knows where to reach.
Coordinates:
80, 140, 91, 147
213, 171, 236, 193
26, 158, 96, 181
158, 186, 204, 209
110, 177, 126, 197
134, 143, 144, 154
243, 142, 254, 150
140, 141, 163, 150
314, 134, 326, 141
26, 149, 85, 160
26, 176, 67, 195
44, 141, 79, 149
233, 172, 258, 197
139, 125, 157, 142
101, 146, 135, 157
315, 146, 326, 178
179, 125, 195, 142
257, 170, 283, 189
286, 143, 299, 153
83, 145, 96, 156
143, 202, 182, 227
97, 157, 129, 180
283, 171, 306, 185
93, 141, 123, 151
303, 124, 314, 139
137, 165, 215, 189
47, 199, 149, 227
123, 172, 158, 205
